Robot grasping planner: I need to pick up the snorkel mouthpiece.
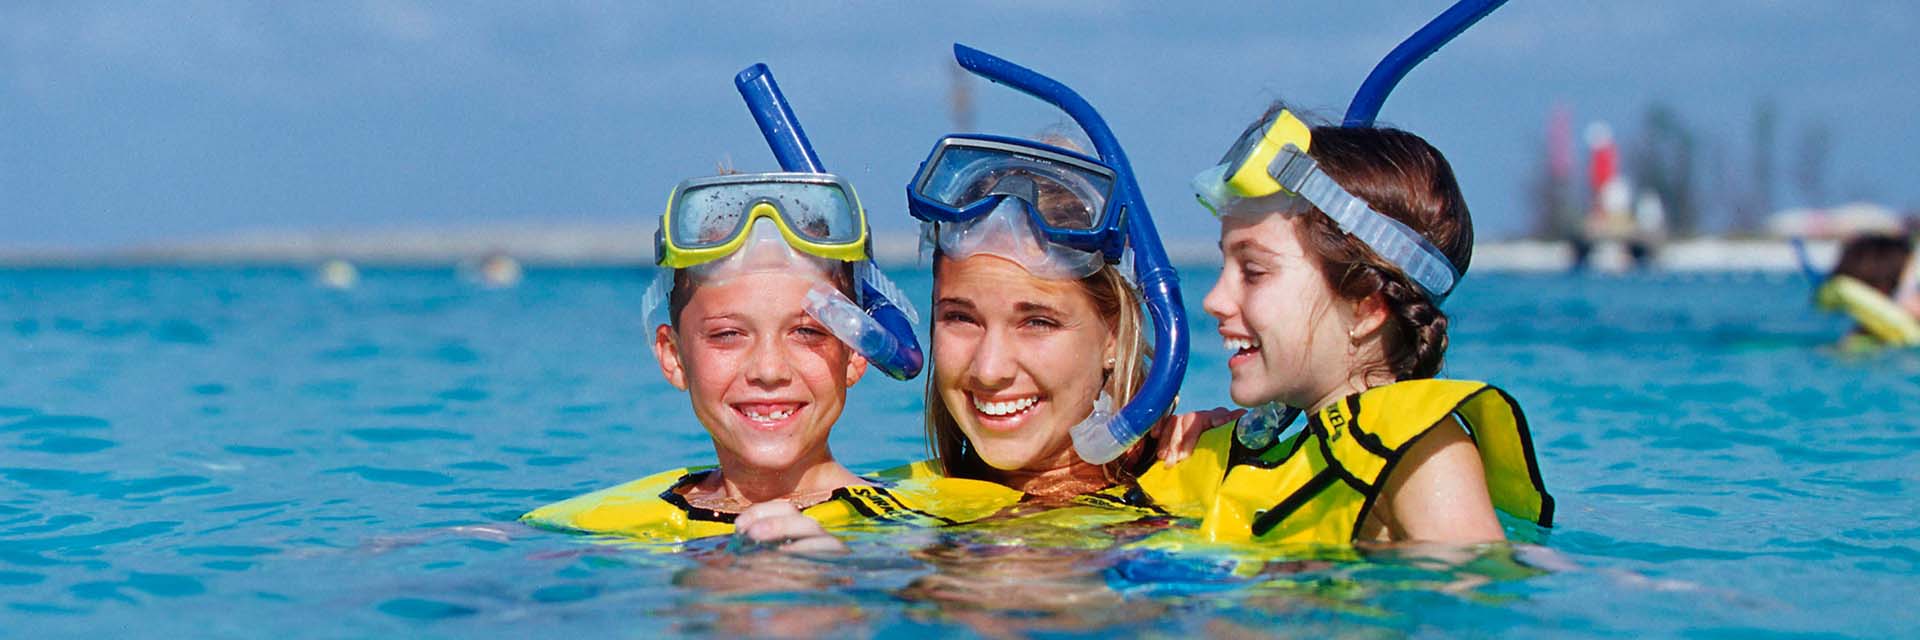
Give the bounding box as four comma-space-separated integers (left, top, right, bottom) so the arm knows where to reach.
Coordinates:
953, 44, 1189, 464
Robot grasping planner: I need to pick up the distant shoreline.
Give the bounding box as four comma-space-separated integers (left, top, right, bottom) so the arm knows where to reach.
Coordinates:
0, 224, 1839, 273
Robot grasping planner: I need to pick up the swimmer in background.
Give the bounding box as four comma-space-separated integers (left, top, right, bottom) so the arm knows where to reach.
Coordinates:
461, 250, 523, 289
1177, 104, 1552, 545
1817, 233, 1920, 348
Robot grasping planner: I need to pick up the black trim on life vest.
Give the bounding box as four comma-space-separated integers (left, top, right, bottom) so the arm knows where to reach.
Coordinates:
1422, 386, 1554, 528
1250, 469, 1339, 537
1311, 421, 1381, 496
835, 487, 899, 524
1345, 384, 1559, 537
1341, 395, 1397, 460
657, 470, 738, 524
1073, 487, 1170, 516
1489, 387, 1555, 527
1351, 425, 1435, 538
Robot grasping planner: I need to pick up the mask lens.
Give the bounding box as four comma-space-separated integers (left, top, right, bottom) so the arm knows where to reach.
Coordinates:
917, 142, 1113, 231
673, 183, 750, 248
1220, 109, 1282, 174
671, 179, 861, 249
760, 181, 861, 244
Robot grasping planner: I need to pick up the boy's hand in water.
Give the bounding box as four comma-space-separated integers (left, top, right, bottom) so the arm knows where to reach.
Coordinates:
734, 501, 848, 554
1151, 407, 1245, 464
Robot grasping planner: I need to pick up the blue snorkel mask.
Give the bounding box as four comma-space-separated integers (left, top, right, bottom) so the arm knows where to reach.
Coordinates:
911, 44, 1189, 465
1219, 0, 1509, 450
641, 64, 925, 381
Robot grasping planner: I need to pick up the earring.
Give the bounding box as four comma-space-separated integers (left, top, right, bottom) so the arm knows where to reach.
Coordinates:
1104, 356, 1116, 368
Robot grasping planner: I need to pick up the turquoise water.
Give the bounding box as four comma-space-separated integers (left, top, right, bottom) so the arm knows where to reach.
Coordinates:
2, 266, 1916, 638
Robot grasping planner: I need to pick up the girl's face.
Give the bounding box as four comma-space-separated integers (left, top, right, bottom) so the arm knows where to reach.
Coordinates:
932, 255, 1115, 472
655, 272, 866, 474
1203, 213, 1362, 409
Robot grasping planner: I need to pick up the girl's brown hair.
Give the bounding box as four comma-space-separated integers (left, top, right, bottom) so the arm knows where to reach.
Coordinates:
1831, 234, 1912, 296
1241, 103, 1473, 381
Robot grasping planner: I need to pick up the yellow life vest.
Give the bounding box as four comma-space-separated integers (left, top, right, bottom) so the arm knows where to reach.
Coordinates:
1816, 275, 1920, 347
873, 460, 1171, 548
1134, 379, 1553, 549
520, 466, 1023, 544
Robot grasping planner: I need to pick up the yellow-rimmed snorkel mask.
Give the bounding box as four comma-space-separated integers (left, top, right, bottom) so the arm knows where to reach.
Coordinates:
1191, 109, 1459, 305
655, 172, 870, 269
642, 170, 924, 381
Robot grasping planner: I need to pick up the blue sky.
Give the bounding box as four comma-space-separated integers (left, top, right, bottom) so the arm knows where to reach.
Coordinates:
3, 1, 1916, 250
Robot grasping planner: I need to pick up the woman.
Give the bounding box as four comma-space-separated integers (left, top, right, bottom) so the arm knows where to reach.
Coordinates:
738, 133, 1234, 548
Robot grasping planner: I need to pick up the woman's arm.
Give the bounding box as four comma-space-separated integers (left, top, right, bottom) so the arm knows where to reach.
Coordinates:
1373, 417, 1505, 544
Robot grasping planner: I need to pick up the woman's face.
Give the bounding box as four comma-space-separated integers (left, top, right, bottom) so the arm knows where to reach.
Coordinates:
933, 255, 1114, 472
654, 272, 866, 474
1202, 212, 1360, 409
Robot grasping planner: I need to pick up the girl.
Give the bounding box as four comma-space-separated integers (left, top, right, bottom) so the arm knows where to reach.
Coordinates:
1174, 104, 1553, 545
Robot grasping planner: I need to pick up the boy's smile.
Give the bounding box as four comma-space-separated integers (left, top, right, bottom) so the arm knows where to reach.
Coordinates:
655, 271, 867, 476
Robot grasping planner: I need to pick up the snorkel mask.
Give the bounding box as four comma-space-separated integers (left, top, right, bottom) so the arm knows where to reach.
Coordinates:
1190, 109, 1460, 304
1199, 0, 1506, 450
910, 136, 1125, 279
640, 64, 924, 381
910, 44, 1189, 465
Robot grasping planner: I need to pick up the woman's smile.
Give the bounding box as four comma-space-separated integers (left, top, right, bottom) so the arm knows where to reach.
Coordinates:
968, 392, 1043, 430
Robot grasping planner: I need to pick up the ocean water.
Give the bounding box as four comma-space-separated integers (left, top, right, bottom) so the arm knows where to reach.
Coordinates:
1, 266, 1916, 638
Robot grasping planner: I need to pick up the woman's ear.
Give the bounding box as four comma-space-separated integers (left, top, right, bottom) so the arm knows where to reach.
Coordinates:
652, 324, 689, 391
1102, 328, 1119, 370
1352, 291, 1391, 342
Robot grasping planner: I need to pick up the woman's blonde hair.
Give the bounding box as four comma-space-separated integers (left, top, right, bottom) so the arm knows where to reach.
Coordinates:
921, 260, 1154, 485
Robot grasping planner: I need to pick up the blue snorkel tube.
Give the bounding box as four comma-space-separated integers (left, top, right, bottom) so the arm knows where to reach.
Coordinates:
734, 63, 926, 381
1344, 0, 1507, 127
1791, 237, 1826, 287
952, 44, 1189, 464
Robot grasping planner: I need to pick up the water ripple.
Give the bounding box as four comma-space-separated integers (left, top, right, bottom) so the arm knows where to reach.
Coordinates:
326, 466, 456, 487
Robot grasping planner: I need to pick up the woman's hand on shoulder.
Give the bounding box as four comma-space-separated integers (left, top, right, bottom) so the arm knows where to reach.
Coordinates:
1151, 407, 1245, 464
734, 501, 848, 554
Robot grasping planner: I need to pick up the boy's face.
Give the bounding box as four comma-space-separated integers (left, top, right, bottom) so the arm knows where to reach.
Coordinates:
653, 272, 867, 474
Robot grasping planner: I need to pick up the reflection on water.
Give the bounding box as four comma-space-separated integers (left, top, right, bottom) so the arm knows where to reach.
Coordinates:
0, 268, 1916, 637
